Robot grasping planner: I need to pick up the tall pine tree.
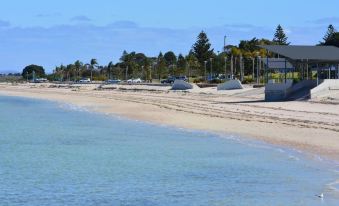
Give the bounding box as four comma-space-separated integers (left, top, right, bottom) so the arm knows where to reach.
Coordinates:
192, 31, 214, 67
322, 24, 336, 44
273, 24, 289, 45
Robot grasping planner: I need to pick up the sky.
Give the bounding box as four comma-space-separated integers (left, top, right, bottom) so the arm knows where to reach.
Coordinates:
1, 0, 339, 73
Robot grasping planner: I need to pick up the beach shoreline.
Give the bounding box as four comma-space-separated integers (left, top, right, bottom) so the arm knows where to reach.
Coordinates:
1, 82, 339, 162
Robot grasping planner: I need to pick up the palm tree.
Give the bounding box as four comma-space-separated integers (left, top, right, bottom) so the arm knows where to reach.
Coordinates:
107, 61, 113, 79
74, 60, 83, 80
90, 59, 98, 81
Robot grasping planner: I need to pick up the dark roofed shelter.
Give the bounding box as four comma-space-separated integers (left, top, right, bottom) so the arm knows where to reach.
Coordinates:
259, 45, 339, 84
260, 45, 339, 63
259, 45, 339, 101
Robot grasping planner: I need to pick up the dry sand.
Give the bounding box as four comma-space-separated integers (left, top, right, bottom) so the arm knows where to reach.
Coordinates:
1, 82, 339, 161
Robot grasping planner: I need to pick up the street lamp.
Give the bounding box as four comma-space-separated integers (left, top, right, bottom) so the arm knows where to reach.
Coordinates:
204, 61, 208, 81
141, 66, 144, 80
125, 66, 128, 80
210, 58, 213, 80
239, 55, 243, 81
257, 56, 261, 84
224, 35, 227, 53
252, 57, 255, 81
224, 57, 227, 78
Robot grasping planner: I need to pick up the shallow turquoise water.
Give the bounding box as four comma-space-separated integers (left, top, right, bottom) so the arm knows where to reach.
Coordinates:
0, 95, 338, 206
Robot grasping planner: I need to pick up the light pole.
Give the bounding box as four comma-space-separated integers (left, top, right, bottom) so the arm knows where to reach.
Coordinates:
210, 58, 213, 80
257, 56, 261, 84
240, 55, 243, 81
224, 35, 227, 53
142, 66, 144, 80
204, 61, 207, 81
90, 67, 93, 81
186, 62, 190, 83
252, 57, 255, 81
125, 66, 128, 80
224, 57, 227, 78
230, 55, 234, 78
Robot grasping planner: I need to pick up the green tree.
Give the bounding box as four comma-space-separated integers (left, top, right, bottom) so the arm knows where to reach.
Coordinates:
74, 60, 83, 80
90, 59, 98, 80
273, 24, 289, 45
90, 59, 98, 68
107, 61, 113, 79
320, 24, 337, 45
192, 31, 214, 68
323, 32, 339, 47
164, 51, 177, 66
176, 54, 186, 75
157, 52, 167, 80
22, 64, 45, 80
185, 53, 199, 79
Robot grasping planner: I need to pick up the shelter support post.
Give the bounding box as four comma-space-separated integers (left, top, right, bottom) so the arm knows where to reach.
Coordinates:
257, 57, 260, 84
284, 59, 287, 83
306, 60, 309, 80
266, 56, 269, 83
252, 58, 255, 80
317, 64, 319, 86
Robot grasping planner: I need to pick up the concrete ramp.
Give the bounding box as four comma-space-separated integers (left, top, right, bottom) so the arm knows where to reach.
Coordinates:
287, 80, 317, 101
217, 80, 244, 91
311, 79, 339, 99
171, 80, 193, 90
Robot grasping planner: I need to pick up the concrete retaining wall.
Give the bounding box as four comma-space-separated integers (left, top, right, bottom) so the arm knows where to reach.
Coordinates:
265, 80, 293, 101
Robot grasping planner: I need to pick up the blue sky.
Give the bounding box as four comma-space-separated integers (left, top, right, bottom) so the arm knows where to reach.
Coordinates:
1, 0, 339, 73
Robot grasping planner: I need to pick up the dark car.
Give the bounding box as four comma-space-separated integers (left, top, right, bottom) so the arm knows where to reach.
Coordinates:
176, 76, 188, 82
161, 76, 188, 84
161, 76, 176, 84
106, 79, 121, 84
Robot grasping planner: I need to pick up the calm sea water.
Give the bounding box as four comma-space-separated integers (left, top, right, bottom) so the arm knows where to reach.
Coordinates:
0, 95, 338, 206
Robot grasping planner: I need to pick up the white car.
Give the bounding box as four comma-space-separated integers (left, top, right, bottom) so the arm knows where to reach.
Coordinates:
127, 78, 142, 84
79, 78, 91, 83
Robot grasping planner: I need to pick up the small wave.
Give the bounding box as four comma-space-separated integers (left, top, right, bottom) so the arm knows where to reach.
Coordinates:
326, 180, 339, 195
288, 155, 300, 161
58, 103, 89, 113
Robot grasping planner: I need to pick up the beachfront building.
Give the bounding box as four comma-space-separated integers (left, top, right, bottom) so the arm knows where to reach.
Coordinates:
259, 45, 339, 101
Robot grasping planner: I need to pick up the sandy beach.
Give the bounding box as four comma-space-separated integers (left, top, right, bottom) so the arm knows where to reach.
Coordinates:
1, 82, 339, 161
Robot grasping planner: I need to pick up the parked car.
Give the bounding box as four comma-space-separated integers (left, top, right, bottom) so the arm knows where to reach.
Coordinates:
106, 79, 121, 84
79, 78, 91, 83
33, 78, 48, 83
176, 76, 188, 82
208, 74, 234, 83
161, 76, 188, 84
127, 78, 142, 84
161, 76, 176, 84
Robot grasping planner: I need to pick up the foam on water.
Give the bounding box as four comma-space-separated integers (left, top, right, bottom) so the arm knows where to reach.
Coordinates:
0, 95, 339, 205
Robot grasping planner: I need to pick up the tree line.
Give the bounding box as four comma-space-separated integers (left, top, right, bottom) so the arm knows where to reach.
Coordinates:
22, 24, 339, 82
